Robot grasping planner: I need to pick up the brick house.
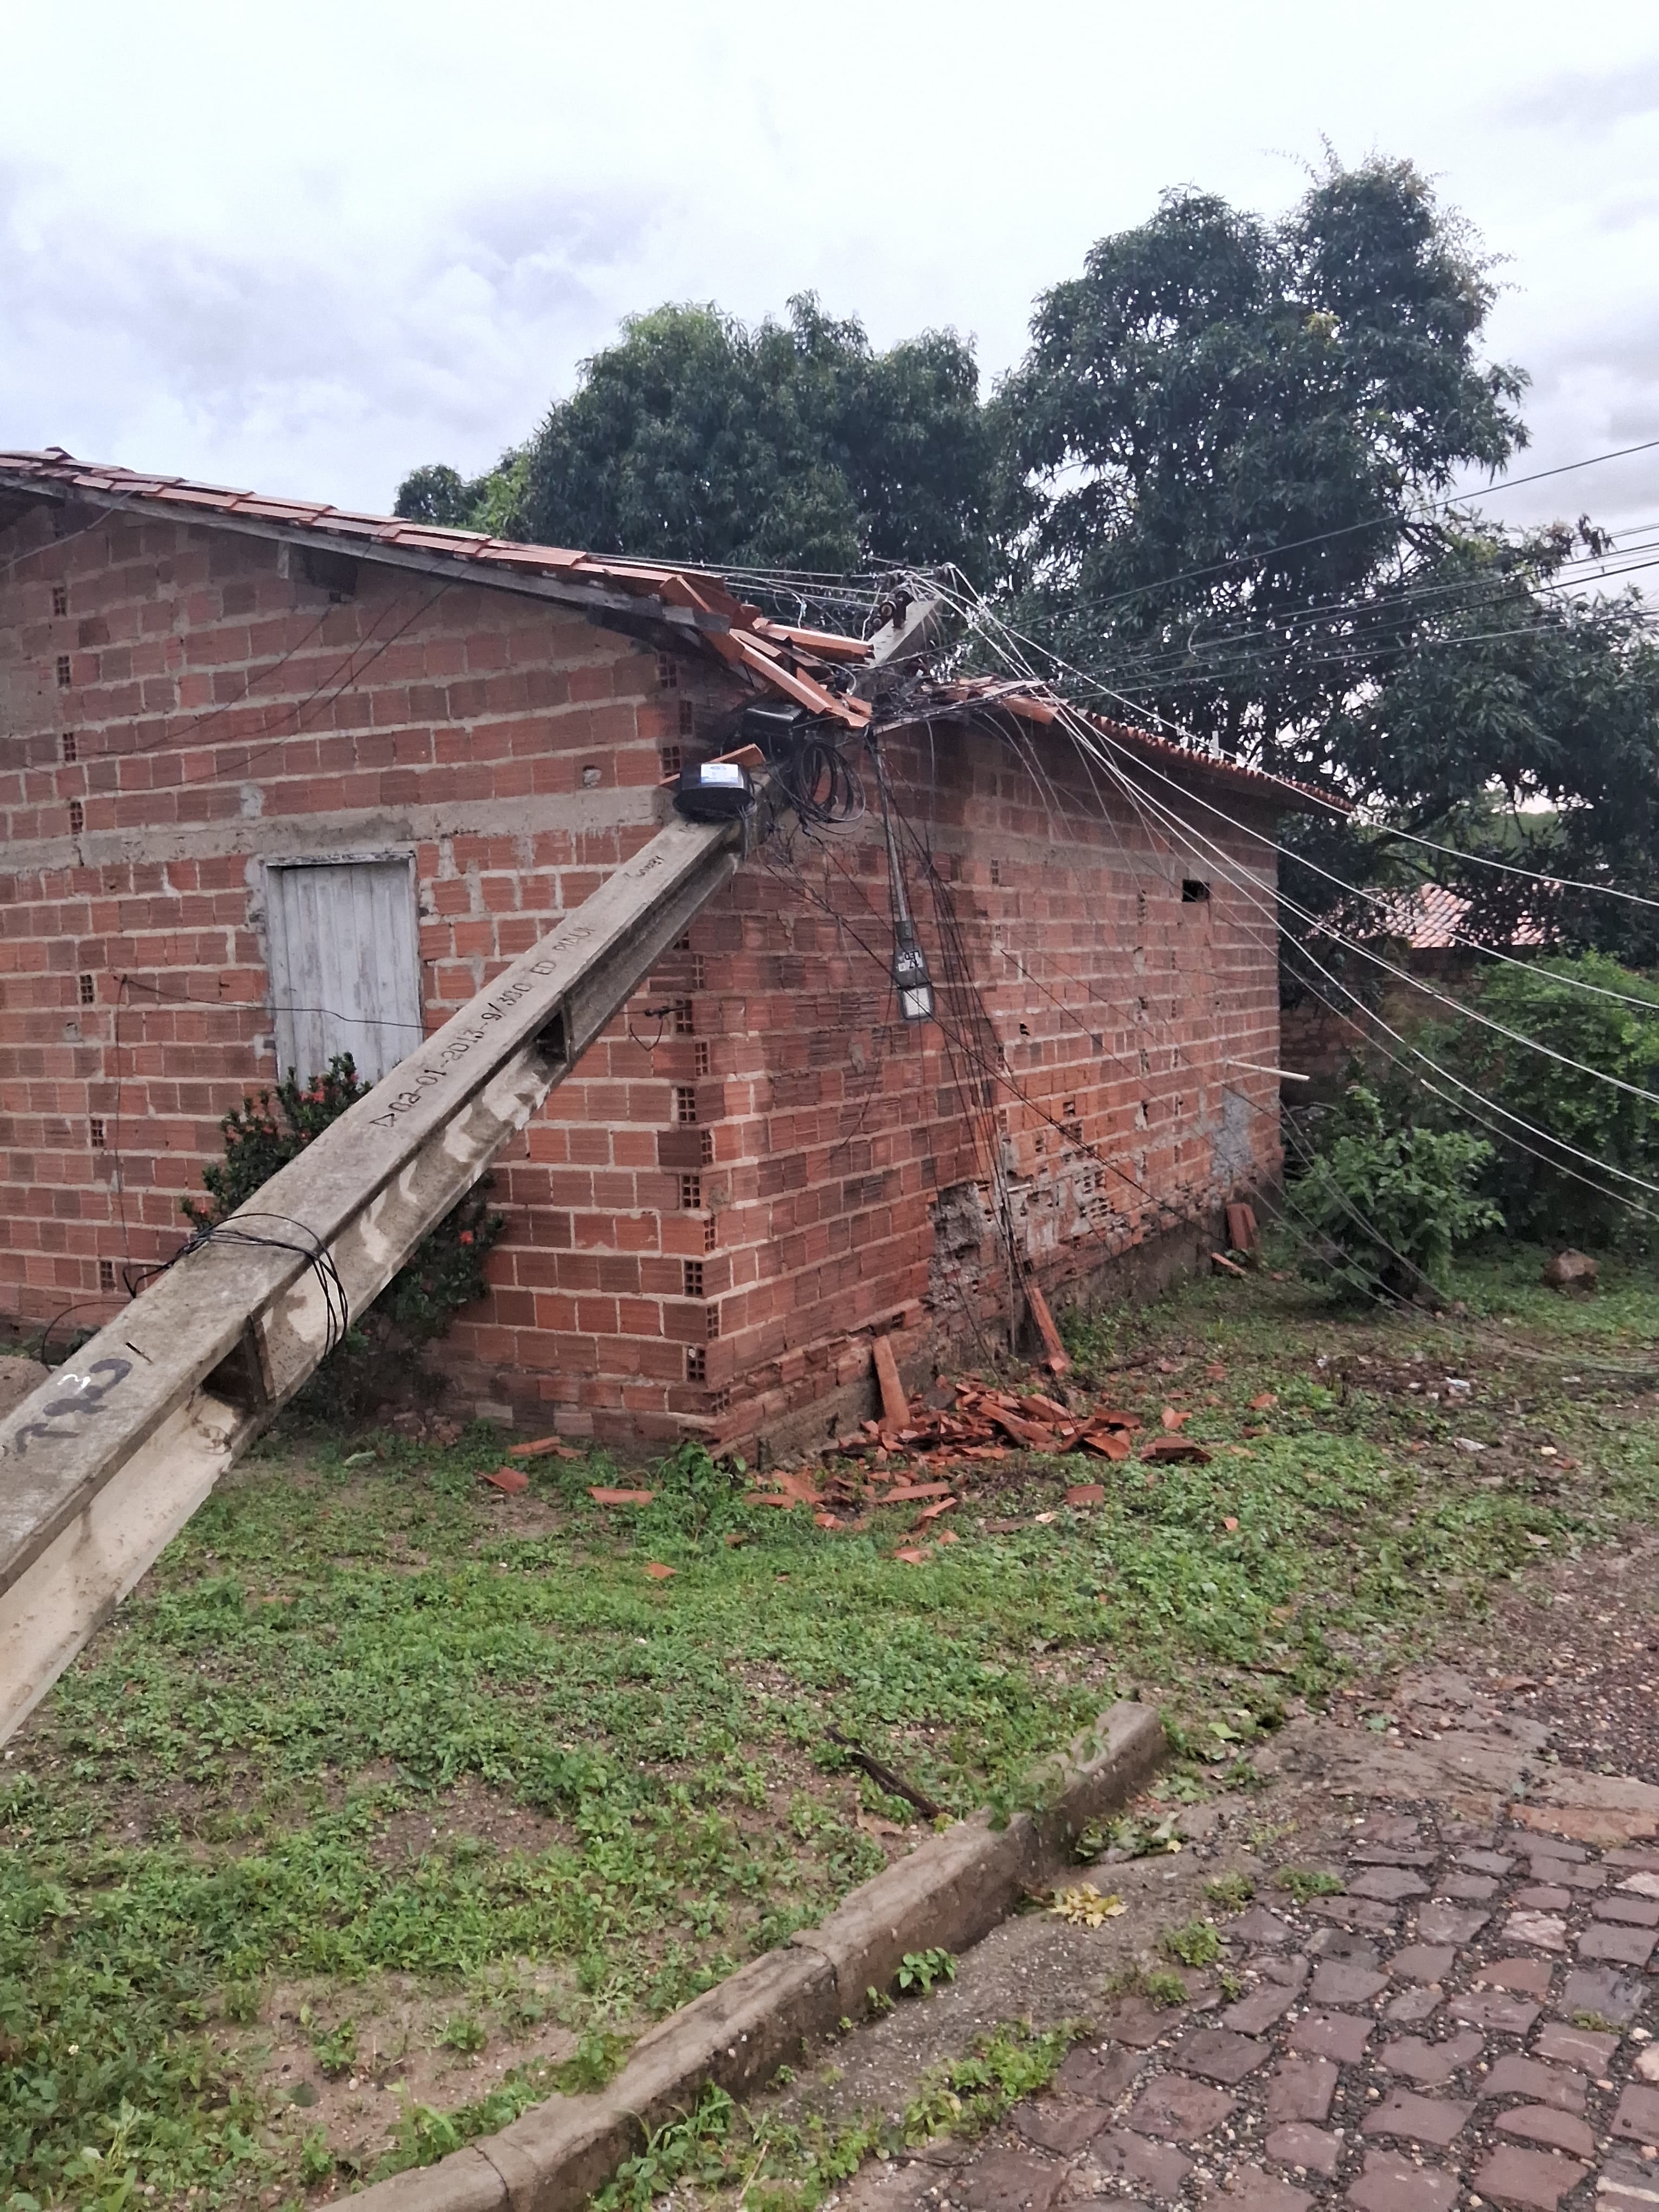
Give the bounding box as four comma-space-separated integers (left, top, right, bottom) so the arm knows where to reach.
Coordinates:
0, 451, 1315, 1452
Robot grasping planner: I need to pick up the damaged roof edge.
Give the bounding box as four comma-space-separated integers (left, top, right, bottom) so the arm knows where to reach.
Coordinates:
0, 449, 874, 732
0, 449, 1329, 809
880, 686, 1343, 815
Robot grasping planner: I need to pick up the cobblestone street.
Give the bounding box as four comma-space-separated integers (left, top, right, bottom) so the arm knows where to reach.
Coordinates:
814, 1549, 1659, 2212
907, 1814, 1658, 2212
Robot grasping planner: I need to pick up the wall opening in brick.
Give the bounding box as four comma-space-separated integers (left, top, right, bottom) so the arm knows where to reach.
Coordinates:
673, 1085, 697, 1125
679, 1172, 702, 1210
51, 584, 68, 618
683, 1259, 704, 1298
89, 1117, 106, 1150
61, 731, 76, 763
1182, 879, 1211, 903
98, 1259, 115, 1293
68, 801, 83, 834
78, 973, 95, 1005
685, 1345, 706, 1383
55, 654, 70, 687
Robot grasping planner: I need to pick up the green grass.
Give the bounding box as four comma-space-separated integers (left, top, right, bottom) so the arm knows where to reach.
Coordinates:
5, 1239, 1658, 2204
590, 2020, 1080, 2212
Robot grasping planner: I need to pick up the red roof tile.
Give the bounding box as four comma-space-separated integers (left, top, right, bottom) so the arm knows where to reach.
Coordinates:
0, 451, 1317, 805
1369, 883, 1545, 949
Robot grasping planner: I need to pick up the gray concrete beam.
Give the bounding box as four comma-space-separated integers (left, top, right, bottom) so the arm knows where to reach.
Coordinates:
0, 805, 749, 1744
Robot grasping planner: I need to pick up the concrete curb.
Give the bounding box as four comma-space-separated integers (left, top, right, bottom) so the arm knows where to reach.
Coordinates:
351, 1701, 1165, 2212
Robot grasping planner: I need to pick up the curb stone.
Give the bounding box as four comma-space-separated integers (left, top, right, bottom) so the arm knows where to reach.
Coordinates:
349, 1701, 1165, 2212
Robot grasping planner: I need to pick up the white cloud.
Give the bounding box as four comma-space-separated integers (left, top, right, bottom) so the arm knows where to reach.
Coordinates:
1, 0, 1656, 534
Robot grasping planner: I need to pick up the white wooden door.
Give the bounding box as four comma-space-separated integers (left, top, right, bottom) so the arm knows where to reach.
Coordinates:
265, 857, 423, 1087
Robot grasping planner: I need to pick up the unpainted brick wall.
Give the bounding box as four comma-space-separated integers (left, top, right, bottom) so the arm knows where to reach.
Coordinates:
0, 500, 1283, 1448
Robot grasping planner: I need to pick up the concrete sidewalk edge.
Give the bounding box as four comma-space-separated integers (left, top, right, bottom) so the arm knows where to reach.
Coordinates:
347, 1700, 1167, 2212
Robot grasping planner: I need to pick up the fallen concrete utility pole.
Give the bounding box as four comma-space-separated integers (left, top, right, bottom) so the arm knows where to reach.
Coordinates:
0, 802, 758, 1748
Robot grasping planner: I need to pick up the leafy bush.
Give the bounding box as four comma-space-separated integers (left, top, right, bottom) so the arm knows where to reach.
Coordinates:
1139, 1967, 1188, 2008
1427, 952, 1659, 1249
895, 1947, 956, 1997
182, 1054, 505, 1420
1292, 1084, 1500, 1302
1203, 1871, 1255, 1912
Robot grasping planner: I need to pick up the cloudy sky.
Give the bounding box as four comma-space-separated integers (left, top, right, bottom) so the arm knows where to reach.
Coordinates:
4, 1, 1658, 543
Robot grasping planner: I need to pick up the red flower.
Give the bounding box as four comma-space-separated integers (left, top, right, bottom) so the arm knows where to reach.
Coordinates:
459, 1231, 474, 1245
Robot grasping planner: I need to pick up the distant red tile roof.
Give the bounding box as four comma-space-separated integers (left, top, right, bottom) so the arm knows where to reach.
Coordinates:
1368, 883, 1546, 950
0, 448, 872, 730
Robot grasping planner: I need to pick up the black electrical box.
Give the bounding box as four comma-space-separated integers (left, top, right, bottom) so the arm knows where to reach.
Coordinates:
674, 758, 754, 822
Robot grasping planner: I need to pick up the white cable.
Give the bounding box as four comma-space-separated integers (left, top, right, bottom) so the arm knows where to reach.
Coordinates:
931, 569, 1659, 923
935, 579, 1659, 1214
935, 562, 1659, 916
1002, 429, 1659, 627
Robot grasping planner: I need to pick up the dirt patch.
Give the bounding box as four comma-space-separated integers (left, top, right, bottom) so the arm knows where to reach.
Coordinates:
366, 1777, 574, 1867
232, 1973, 580, 2173
0, 1352, 46, 1419
1429, 1536, 1659, 1787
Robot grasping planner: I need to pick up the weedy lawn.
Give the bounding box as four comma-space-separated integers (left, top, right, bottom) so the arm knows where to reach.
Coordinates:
4, 1242, 1658, 2208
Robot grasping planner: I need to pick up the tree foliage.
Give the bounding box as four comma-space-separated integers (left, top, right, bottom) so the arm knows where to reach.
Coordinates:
996, 158, 1526, 766
398, 295, 994, 580
393, 454, 529, 537
1292, 1084, 1500, 1302
392, 159, 1659, 966
1417, 954, 1659, 1249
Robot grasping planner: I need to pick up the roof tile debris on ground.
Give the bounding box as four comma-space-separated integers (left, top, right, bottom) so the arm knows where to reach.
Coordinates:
731, 1366, 1216, 1555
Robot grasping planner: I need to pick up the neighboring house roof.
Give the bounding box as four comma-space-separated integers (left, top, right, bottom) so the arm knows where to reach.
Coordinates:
1367, 883, 1546, 950
0, 449, 1328, 811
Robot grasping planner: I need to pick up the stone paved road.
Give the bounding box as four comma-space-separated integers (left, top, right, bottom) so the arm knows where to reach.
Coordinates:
844, 1811, 1659, 2212
779, 1541, 1659, 2212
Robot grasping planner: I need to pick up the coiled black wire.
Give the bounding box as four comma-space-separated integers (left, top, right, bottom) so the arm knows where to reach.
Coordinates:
125, 1211, 351, 1357
768, 726, 866, 827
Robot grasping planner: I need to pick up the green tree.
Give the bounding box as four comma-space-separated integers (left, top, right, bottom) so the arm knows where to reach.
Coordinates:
996, 157, 1526, 770
995, 155, 1659, 967
398, 295, 994, 580
1293, 1084, 1501, 1302
393, 454, 529, 537
1333, 530, 1659, 963
184, 1056, 505, 1419
1420, 955, 1659, 1249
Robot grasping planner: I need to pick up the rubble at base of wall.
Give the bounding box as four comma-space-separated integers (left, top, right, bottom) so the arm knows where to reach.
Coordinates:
445, 1192, 1265, 1463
